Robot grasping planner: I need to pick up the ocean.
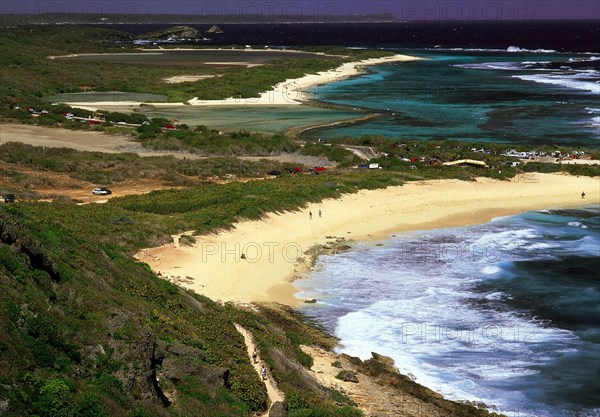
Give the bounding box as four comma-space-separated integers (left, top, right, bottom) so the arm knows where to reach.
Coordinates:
305, 50, 600, 146
98, 22, 600, 413
100, 21, 599, 146
295, 207, 600, 417
288, 22, 600, 416
105, 21, 599, 53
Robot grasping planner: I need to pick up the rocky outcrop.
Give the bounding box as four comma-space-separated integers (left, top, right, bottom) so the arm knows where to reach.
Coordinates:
154, 341, 230, 406
206, 25, 223, 34
335, 370, 359, 383
144, 26, 200, 40
269, 401, 288, 417
160, 353, 229, 388
351, 352, 502, 416
113, 330, 164, 404
0, 214, 61, 283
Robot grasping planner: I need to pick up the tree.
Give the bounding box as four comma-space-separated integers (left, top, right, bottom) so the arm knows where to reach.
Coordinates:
35, 379, 72, 417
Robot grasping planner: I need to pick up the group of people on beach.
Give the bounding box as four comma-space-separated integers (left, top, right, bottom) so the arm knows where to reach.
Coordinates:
309, 209, 322, 219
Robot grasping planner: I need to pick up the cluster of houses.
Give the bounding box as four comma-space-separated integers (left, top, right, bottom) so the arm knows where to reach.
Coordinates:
375, 143, 595, 170
500, 149, 544, 159
501, 148, 593, 162
14, 106, 49, 117
14, 105, 180, 130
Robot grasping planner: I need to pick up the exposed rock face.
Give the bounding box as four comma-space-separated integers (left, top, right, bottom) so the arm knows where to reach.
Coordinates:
335, 370, 359, 383
161, 354, 229, 388
269, 401, 288, 417
114, 330, 163, 403
155, 341, 230, 407
0, 214, 61, 283
354, 352, 501, 416
146, 26, 200, 40
206, 25, 223, 34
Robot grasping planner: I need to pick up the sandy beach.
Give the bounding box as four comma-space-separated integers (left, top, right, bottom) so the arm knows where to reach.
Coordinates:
187, 53, 419, 106
135, 173, 600, 306
63, 54, 419, 110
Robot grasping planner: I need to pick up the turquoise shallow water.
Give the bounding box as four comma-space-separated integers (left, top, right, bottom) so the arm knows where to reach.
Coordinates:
304, 50, 600, 147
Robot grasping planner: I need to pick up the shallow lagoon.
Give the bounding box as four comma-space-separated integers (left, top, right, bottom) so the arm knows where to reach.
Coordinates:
139, 104, 357, 134
45, 91, 168, 103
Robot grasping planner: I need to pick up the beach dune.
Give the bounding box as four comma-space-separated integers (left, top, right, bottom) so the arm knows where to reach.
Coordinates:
135, 173, 600, 306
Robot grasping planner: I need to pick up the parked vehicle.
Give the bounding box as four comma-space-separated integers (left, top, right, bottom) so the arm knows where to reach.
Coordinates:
92, 187, 112, 195
4, 193, 15, 203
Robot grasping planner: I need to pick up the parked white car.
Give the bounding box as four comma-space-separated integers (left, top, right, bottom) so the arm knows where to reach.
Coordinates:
92, 187, 112, 195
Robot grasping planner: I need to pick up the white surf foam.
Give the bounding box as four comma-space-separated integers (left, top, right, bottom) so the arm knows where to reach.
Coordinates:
514, 72, 600, 94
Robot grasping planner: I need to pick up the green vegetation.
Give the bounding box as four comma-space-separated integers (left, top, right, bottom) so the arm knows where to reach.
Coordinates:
299, 143, 361, 167
140, 125, 298, 156
0, 142, 292, 188
0, 25, 389, 109
0, 201, 375, 416
326, 136, 600, 179
1, 209, 269, 416
3, 171, 403, 251
0, 23, 590, 417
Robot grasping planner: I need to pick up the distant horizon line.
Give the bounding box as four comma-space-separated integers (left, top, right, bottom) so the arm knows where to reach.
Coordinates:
1, 13, 598, 22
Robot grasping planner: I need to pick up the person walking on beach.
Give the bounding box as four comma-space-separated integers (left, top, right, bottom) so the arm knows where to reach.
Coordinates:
260, 365, 267, 381
318, 209, 322, 218
582, 191, 586, 199
309, 211, 312, 219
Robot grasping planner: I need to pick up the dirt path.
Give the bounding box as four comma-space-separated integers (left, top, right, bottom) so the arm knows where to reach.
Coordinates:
0, 124, 137, 153
234, 323, 284, 416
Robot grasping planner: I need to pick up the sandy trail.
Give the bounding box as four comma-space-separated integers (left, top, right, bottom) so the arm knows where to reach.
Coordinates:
234, 323, 284, 415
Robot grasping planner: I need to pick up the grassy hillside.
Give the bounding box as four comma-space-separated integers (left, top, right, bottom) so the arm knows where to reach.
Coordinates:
0, 204, 367, 416
1, 169, 509, 416
0, 208, 268, 416
1, 157, 406, 417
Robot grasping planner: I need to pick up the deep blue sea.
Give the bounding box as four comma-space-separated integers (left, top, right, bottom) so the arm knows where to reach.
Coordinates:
295, 207, 600, 417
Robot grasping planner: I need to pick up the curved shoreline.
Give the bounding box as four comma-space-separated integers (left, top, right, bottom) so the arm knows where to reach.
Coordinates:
135, 173, 600, 306
284, 112, 382, 139
62, 53, 420, 110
